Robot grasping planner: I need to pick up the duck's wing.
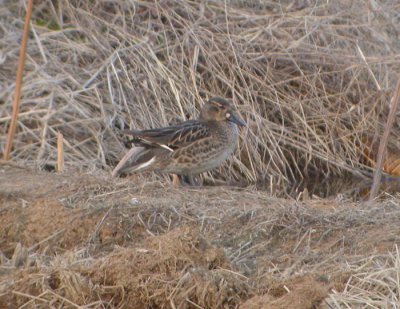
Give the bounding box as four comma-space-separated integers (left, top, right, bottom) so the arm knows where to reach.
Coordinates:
122, 120, 211, 150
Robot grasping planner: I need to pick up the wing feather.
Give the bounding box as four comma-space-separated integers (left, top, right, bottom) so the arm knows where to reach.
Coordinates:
122, 120, 211, 150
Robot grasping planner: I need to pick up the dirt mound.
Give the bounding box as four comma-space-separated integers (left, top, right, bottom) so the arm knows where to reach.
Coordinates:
241, 275, 328, 309
2, 165, 400, 308
90, 227, 248, 308
0, 164, 109, 255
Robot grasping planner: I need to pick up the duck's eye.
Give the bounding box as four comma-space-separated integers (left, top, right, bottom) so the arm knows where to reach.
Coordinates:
226, 112, 231, 119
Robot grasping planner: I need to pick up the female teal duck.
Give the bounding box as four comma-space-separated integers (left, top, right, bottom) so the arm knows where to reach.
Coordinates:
112, 97, 245, 185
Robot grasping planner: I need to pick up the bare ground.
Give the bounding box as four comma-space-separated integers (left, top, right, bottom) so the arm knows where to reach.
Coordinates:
1, 163, 400, 308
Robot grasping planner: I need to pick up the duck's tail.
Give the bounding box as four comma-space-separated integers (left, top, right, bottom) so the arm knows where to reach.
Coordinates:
111, 146, 157, 177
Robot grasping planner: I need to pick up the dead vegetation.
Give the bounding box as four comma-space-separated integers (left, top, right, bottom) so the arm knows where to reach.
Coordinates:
326, 248, 400, 308
1, 0, 400, 184
1, 165, 400, 308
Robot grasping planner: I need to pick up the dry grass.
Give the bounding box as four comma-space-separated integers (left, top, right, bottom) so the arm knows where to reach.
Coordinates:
1, 0, 400, 184
326, 247, 400, 308
2, 165, 400, 308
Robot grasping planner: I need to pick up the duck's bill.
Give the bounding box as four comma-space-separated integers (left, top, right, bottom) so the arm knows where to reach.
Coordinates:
228, 113, 246, 127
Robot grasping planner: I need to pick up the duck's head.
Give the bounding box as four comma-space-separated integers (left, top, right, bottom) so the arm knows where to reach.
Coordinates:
200, 97, 246, 127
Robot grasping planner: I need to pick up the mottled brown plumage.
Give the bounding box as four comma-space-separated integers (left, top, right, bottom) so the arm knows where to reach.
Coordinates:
112, 97, 245, 184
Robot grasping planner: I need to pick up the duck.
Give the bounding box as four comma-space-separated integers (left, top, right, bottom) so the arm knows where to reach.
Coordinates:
112, 97, 245, 185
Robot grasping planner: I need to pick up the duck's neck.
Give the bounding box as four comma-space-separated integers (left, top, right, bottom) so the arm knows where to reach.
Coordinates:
207, 120, 238, 141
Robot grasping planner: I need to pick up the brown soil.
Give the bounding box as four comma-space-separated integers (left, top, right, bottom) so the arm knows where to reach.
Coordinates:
1, 163, 400, 308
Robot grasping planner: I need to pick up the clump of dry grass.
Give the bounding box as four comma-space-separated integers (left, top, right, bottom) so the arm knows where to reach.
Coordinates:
1, 1, 400, 183
90, 226, 249, 308
326, 247, 400, 308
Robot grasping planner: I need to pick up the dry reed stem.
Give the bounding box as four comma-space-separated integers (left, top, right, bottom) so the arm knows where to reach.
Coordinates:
3, 0, 33, 160
56, 131, 64, 172
369, 79, 400, 200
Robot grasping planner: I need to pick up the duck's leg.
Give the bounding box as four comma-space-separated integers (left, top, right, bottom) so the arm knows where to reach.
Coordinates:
187, 174, 201, 186
177, 174, 201, 186
187, 174, 196, 186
